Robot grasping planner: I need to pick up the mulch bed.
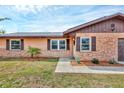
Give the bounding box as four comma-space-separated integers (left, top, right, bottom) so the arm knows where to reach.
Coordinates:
71, 60, 124, 67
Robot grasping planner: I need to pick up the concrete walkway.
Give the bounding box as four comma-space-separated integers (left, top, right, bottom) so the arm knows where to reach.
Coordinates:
55, 58, 124, 74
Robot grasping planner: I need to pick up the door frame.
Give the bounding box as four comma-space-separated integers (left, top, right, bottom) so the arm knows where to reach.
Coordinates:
118, 38, 124, 61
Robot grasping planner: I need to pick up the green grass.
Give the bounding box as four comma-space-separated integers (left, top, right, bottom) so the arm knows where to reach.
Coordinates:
0, 58, 124, 88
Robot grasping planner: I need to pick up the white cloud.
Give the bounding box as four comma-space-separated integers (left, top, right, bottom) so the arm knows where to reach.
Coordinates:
14, 5, 48, 14
12, 5, 124, 33
19, 23, 74, 32
63, 6, 124, 23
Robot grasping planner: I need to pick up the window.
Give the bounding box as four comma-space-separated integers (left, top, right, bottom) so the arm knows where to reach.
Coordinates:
10, 40, 21, 50
81, 37, 91, 51
59, 40, 66, 50
51, 40, 58, 50
51, 40, 66, 50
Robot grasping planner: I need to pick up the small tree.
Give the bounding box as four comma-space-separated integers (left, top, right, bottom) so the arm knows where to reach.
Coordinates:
75, 56, 81, 64
27, 46, 41, 58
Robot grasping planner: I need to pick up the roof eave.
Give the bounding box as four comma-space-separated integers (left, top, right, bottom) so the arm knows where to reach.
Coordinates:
0, 36, 64, 38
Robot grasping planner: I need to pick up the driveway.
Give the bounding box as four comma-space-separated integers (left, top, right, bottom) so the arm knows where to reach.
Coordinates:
55, 58, 124, 74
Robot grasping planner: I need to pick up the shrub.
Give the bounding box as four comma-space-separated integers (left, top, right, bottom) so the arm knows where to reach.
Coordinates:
27, 46, 41, 58
108, 58, 117, 64
91, 58, 99, 64
75, 57, 81, 64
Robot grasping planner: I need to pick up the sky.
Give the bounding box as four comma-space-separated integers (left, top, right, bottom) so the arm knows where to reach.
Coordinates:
0, 5, 124, 33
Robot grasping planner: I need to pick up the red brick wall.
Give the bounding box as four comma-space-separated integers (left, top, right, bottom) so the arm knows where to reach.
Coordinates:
74, 33, 124, 61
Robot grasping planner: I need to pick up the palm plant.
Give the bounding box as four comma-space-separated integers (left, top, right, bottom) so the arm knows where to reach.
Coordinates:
27, 46, 41, 58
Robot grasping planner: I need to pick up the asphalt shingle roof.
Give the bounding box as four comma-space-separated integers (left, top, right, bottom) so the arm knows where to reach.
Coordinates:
0, 32, 63, 37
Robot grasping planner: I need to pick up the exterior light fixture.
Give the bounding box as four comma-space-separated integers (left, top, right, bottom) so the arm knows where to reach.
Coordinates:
111, 24, 115, 31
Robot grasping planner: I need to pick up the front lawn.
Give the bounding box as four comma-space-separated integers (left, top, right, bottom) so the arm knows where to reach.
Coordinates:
0, 58, 124, 88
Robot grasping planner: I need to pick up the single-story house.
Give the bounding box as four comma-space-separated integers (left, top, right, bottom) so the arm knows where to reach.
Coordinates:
0, 13, 124, 61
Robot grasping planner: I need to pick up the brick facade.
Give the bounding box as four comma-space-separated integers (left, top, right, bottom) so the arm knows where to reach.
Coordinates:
1, 33, 124, 60
74, 33, 124, 61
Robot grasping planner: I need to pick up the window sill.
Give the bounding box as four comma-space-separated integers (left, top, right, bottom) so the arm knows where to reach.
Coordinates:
49, 49, 67, 51
9, 49, 22, 51
80, 50, 91, 53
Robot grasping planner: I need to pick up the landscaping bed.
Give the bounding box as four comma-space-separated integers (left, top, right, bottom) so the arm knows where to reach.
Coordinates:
71, 60, 124, 67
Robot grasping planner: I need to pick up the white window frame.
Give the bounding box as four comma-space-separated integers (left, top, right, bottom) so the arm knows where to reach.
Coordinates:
10, 39, 21, 50
50, 39, 66, 50
80, 37, 91, 52
51, 40, 58, 50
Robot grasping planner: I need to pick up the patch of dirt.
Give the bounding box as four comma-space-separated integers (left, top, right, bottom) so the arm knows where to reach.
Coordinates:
71, 60, 124, 67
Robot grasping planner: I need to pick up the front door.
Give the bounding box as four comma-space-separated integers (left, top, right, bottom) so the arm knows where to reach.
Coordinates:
118, 38, 124, 61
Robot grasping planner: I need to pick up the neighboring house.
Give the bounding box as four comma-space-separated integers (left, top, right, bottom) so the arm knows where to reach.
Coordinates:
0, 13, 124, 61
